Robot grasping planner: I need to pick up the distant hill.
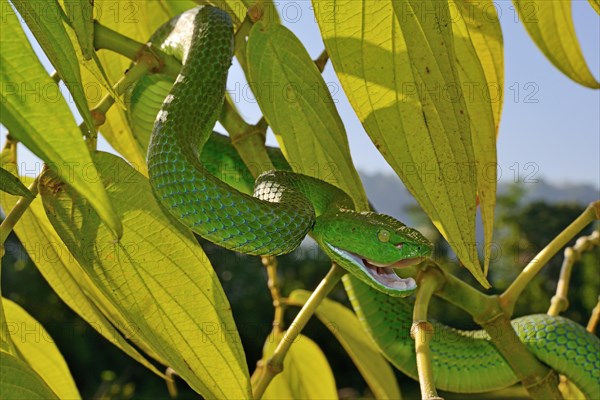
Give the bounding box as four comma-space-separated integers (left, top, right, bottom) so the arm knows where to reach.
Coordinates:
359, 171, 599, 225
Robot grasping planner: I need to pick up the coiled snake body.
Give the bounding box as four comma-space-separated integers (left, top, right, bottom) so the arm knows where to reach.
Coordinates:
136, 6, 599, 398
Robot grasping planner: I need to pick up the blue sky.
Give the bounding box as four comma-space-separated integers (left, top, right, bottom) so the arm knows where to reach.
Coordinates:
2, 1, 599, 188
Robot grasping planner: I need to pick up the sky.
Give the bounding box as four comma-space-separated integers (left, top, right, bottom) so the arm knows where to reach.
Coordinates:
2, 1, 599, 188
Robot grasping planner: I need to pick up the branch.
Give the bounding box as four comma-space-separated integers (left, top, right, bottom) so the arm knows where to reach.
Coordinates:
251, 264, 345, 399
548, 230, 600, 316
93, 21, 181, 79
0, 177, 39, 257
588, 297, 600, 333
262, 256, 284, 335
412, 267, 444, 400
314, 49, 329, 73
501, 201, 599, 315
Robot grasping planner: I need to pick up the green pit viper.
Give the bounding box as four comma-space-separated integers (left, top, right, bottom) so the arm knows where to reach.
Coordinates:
130, 6, 599, 398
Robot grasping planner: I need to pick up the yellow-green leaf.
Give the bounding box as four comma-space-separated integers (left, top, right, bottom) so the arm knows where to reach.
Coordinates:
0, 166, 33, 199
39, 152, 251, 399
0, 350, 58, 399
3, 298, 80, 400
0, 239, 15, 355
513, 0, 599, 88
0, 182, 13, 353
454, 0, 504, 132
449, 0, 498, 274
262, 333, 337, 400
10, 0, 96, 132
0, 1, 122, 237
287, 290, 401, 400
247, 21, 368, 209
0, 173, 166, 377
198, 0, 253, 25
314, 0, 488, 287
590, 0, 600, 15
63, 0, 94, 60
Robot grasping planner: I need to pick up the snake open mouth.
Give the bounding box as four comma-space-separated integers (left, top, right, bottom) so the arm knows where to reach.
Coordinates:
361, 257, 423, 289
325, 243, 421, 291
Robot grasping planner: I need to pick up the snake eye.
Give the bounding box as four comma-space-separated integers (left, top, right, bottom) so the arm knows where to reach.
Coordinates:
377, 229, 390, 242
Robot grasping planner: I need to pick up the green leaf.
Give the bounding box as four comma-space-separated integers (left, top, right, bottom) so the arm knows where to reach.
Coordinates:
10, 0, 96, 133
247, 22, 368, 209
0, 351, 58, 399
0, 1, 122, 237
287, 290, 402, 400
449, 0, 498, 274
62, 0, 94, 60
0, 166, 33, 199
314, 0, 489, 287
3, 298, 80, 400
0, 173, 166, 378
262, 333, 337, 400
513, 0, 599, 88
39, 152, 251, 399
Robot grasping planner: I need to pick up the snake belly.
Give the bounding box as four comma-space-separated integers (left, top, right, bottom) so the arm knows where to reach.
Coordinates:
146, 6, 353, 256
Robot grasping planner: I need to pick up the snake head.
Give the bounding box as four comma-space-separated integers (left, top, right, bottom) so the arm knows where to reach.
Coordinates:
312, 210, 432, 297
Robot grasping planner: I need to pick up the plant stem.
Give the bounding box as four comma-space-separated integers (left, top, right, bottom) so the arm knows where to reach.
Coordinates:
588, 297, 600, 333
165, 367, 178, 398
93, 21, 181, 79
262, 256, 284, 335
91, 58, 156, 119
76, 55, 157, 148
412, 267, 444, 400
314, 49, 329, 73
548, 230, 600, 316
427, 261, 563, 399
252, 264, 345, 399
501, 201, 599, 315
93, 21, 141, 61
0, 178, 39, 256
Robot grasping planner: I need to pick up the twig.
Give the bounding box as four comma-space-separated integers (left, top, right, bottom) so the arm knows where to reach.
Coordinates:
93, 21, 181, 79
411, 267, 444, 400
314, 49, 329, 73
588, 296, 600, 333
548, 231, 600, 316
262, 256, 284, 335
89, 57, 157, 122
252, 264, 345, 399
0, 177, 40, 257
501, 201, 599, 315
165, 367, 177, 398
